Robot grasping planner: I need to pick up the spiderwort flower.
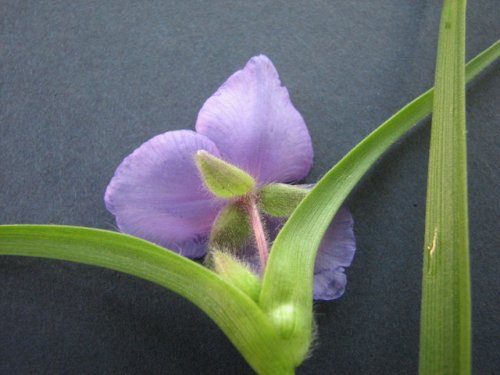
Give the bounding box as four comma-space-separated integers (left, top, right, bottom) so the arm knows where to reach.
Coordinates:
104, 55, 355, 300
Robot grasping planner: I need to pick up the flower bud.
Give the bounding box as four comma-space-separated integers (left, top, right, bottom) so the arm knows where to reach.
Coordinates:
195, 150, 255, 198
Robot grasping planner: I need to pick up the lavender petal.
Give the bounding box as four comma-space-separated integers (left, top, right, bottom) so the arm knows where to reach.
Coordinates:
196, 55, 313, 184
105, 130, 225, 258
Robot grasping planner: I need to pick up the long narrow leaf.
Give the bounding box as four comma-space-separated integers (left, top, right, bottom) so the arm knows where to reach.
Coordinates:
420, 1, 470, 374
0, 225, 294, 375
259, 40, 499, 360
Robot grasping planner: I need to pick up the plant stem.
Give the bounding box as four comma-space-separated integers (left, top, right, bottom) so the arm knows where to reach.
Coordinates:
244, 195, 269, 272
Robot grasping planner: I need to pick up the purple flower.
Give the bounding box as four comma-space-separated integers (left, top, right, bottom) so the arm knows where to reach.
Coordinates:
105, 55, 355, 300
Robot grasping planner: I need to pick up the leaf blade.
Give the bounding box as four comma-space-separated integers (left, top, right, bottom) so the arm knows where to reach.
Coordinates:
419, 1, 470, 374
0, 224, 295, 374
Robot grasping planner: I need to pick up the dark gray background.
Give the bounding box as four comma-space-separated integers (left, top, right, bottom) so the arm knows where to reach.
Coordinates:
1, 1, 498, 374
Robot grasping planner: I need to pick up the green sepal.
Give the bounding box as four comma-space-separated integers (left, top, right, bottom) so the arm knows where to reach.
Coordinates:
209, 204, 251, 251
259, 184, 309, 217
212, 250, 261, 302
195, 150, 255, 198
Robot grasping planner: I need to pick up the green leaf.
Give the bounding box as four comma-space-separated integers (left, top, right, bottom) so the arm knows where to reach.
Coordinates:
0, 225, 295, 375
258, 41, 499, 362
420, 1, 470, 374
259, 184, 309, 217
195, 150, 255, 198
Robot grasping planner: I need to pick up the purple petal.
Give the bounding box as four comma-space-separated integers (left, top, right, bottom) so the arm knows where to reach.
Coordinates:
105, 130, 225, 258
195, 55, 313, 185
313, 208, 356, 300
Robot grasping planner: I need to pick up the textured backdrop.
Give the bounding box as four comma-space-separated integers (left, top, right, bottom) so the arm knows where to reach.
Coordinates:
1, 1, 498, 374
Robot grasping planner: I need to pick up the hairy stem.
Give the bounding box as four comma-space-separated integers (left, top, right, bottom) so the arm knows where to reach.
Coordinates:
243, 195, 269, 272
